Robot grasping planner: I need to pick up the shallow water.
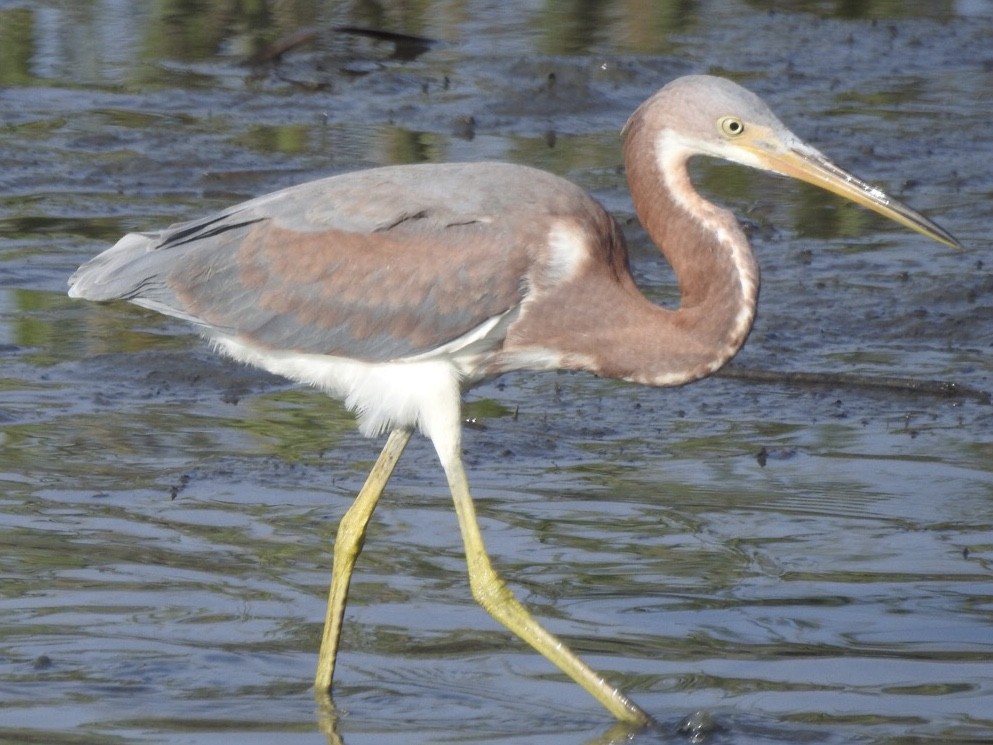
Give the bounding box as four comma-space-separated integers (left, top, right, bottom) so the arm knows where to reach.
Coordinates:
1, 1, 992, 744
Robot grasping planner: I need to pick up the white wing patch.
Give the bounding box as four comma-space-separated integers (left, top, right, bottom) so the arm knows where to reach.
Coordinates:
543, 221, 590, 286
403, 306, 519, 370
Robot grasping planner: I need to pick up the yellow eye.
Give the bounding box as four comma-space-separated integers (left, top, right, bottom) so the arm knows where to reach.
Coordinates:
719, 116, 745, 137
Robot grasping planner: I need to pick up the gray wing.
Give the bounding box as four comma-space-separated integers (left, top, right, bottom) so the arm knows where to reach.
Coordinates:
68, 162, 585, 361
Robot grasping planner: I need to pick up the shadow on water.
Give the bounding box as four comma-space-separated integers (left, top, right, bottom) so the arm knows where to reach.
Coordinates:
2, 1, 992, 744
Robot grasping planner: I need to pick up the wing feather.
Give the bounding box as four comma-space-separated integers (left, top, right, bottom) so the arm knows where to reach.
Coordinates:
69, 162, 586, 362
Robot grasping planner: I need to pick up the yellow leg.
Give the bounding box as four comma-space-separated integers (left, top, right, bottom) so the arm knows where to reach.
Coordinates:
441, 447, 655, 726
315, 428, 412, 692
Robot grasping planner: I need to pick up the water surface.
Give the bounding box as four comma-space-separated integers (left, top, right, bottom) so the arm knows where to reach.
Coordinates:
1, 2, 991, 744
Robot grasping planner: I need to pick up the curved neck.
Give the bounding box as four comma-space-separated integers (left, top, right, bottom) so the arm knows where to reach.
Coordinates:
620, 124, 760, 384
495, 126, 761, 388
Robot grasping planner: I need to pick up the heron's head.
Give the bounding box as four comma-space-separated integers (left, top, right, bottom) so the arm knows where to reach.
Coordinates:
625, 75, 961, 249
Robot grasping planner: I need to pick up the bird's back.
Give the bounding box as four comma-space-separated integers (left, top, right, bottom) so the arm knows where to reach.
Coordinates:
68, 162, 620, 364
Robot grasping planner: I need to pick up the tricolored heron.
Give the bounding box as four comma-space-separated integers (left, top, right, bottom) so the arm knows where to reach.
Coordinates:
68, 75, 960, 726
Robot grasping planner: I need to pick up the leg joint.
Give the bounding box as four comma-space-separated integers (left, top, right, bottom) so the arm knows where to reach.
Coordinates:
465, 553, 526, 627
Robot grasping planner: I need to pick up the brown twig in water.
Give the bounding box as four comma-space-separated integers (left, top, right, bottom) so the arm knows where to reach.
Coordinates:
334, 26, 437, 60
717, 366, 991, 404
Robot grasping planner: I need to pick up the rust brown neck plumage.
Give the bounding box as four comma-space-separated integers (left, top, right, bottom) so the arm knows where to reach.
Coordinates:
619, 113, 760, 384
500, 118, 760, 387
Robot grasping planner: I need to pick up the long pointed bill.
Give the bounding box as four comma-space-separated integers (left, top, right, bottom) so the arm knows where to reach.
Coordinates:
760, 144, 962, 249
